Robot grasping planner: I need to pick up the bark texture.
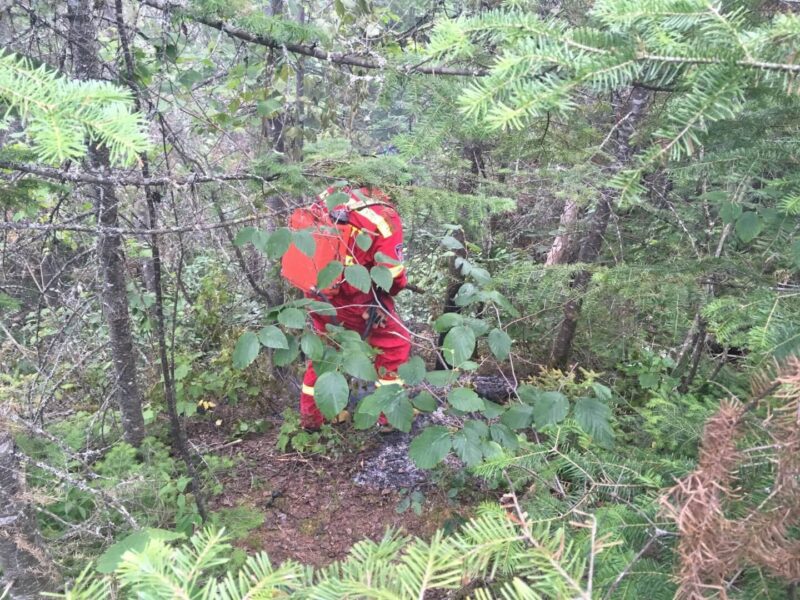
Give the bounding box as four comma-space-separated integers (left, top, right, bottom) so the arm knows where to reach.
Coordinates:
0, 430, 58, 599
550, 87, 651, 368
68, 0, 145, 446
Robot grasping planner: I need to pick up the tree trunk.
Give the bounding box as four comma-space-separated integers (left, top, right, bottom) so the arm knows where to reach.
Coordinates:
0, 429, 59, 599
545, 199, 580, 266
550, 87, 650, 368
68, 0, 144, 446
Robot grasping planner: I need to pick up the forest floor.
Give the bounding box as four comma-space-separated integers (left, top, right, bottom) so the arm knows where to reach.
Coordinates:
188, 396, 466, 566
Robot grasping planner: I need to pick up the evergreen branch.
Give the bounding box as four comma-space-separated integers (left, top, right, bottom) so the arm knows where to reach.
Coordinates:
137, 0, 488, 77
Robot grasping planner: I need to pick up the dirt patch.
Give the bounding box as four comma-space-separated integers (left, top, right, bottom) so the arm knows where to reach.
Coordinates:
190, 406, 457, 566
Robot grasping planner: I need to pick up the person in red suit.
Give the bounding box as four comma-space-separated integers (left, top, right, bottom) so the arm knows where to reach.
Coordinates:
299, 185, 411, 431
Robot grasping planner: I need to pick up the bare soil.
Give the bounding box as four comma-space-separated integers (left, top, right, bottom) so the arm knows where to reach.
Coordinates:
189, 401, 459, 567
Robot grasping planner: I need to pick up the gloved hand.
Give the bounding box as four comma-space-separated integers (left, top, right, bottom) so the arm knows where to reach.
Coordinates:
362, 306, 387, 329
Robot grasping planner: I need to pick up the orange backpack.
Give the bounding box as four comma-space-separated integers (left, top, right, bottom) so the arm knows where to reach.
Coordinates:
280, 203, 353, 297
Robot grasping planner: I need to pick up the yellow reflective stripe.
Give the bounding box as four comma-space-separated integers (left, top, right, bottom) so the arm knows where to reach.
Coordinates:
317, 189, 330, 202
376, 378, 404, 387
344, 255, 356, 266
387, 264, 405, 278
302, 384, 315, 396
356, 207, 393, 238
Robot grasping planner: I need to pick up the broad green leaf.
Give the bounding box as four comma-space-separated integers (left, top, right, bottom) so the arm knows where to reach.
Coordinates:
96, 529, 185, 574
258, 325, 289, 349
343, 352, 378, 381
719, 201, 742, 224
452, 429, 483, 466
469, 266, 492, 285
409, 426, 451, 469
300, 332, 325, 360
354, 393, 382, 429
425, 370, 459, 386
278, 307, 306, 329
591, 383, 613, 402
442, 325, 476, 366
501, 403, 534, 430
315, 371, 349, 420
532, 391, 569, 427
517, 385, 539, 405
463, 317, 490, 337
317, 261, 343, 290
370, 266, 393, 292
374, 252, 400, 265
638, 372, 659, 389
232, 331, 260, 369
447, 387, 484, 411
344, 264, 371, 292
735, 211, 762, 243
356, 232, 373, 251
574, 397, 614, 447
441, 235, 464, 250
398, 356, 426, 385
293, 230, 316, 257
273, 336, 299, 366
433, 313, 463, 333
487, 328, 512, 361
385, 396, 414, 432
411, 391, 437, 412
234, 227, 257, 247
463, 419, 489, 438
324, 191, 350, 210
266, 228, 291, 259
490, 423, 518, 450
482, 400, 505, 419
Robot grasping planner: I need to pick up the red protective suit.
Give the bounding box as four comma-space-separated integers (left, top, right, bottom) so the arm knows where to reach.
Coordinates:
300, 186, 411, 430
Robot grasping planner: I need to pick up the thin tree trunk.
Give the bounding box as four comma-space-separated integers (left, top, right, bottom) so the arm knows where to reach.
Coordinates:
0, 429, 59, 599
550, 87, 650, 368
545, 199, 580, 266
114, 0, 208, 520
68, 0, 144, 446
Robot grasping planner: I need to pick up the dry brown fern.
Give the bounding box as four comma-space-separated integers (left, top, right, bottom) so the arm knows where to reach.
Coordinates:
661, 357, 800, 599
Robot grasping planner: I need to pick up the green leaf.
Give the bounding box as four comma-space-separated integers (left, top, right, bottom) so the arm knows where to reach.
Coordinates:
317, 260, 343, 290
344, 264, 371, 292
487, 328, 512, 361
356, 232, 373, 251
343, 352, 378, 381
442, 326, 476, 366
638, 372, 659, 389
409, 426, 452, 469
354, 393, 382, 429
278, 307, 306, 329
300, 332, 325, 360
398, 356, 426, 385
411, 391, 437, 412
441, 235, 464, 250
370, 266, 393, 292
96, 529, 185, 574
719, 202, 742, 224
325, 191, 350, 210
452, 429, 483, 466
258, 325, 289, 349
293, 230, 316, 257
266, 228, 291, 259
517, 385, 539, 405
591, 383, 612, 402
234, 227, 258, 247
735, 211, 763, 243
532, 391, 569, 427
425, 370, 459, 386
232, 331, 260, 369
314, 371, 349, 420
490, 423, 518, 450
463, 317, 490, 337
501, 403, 534, 430
574, 397, 614, 447
273, 336, 299, 366
482, 400, 505, 419
433, 313, 463, 333
447, 387, 484, 411
385, 395, 414, 432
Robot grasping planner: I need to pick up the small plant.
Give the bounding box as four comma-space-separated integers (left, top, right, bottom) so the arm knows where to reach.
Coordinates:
275, 408, 341, 455
396, 489, 425, 516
